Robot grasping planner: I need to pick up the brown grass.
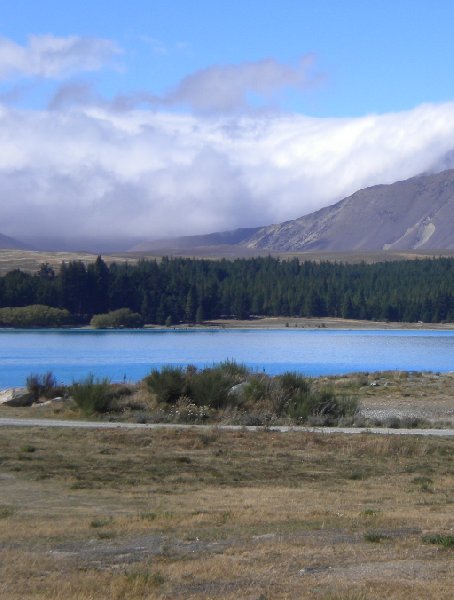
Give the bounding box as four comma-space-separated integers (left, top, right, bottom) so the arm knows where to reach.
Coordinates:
0, 427, 453, 599
0, 249, 133, 275
3, 247, 454, 276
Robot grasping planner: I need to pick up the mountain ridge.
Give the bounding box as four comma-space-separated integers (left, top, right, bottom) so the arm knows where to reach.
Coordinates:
134, 169, 454, 253
245, 169, 454, 251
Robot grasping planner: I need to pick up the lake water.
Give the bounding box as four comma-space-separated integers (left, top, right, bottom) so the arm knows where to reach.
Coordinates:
1, 328, 454, 389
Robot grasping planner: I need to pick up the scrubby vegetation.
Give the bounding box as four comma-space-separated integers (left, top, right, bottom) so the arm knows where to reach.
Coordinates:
90, 308, 144, 328
13, 367, 454, 428
69, 374, 133, 415
24, 362, 357, 424
0, 304, 72, 327
144, 363, 358, 424
26, 371, 64, 401
2, 255, 454, 325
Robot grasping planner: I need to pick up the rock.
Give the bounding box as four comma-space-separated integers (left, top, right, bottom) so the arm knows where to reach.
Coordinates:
228, 382, 249, 399
0, 388, 34, 407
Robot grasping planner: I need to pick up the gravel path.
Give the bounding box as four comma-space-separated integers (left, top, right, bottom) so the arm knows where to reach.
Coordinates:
0, 417, 453, 436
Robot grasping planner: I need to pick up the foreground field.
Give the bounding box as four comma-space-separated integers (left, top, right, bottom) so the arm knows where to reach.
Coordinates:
0, 427, 453, 599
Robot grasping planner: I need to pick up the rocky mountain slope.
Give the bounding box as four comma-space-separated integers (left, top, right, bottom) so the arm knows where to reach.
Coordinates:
244, 169, 454, 251
135, 169, 454, 253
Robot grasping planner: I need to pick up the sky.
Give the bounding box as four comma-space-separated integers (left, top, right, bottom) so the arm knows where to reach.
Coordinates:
2, 0, 454, 245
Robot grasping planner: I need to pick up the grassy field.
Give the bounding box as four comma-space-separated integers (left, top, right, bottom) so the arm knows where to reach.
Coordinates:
0, 250, 134, 275
3, 248, 454, 276
0, 426, 453, 599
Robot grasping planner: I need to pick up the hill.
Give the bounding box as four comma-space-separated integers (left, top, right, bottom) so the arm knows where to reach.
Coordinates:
0, 232, 30, 250
245, 169, 454, 251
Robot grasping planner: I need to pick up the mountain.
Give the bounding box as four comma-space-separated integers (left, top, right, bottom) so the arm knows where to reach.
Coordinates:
133, 169, 454, 253
244, 169, 454, 251
5, 169, 454, 254
19, 235, 148, 253
0, 232, 30, 250
130, 227, 261, 252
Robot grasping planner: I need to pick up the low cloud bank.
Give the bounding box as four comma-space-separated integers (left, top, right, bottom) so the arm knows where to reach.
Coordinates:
1, 102, 454, 241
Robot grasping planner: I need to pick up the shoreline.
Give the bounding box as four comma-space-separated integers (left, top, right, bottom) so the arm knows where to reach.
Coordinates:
1, 316, 454, 331
199, 316, 454, 330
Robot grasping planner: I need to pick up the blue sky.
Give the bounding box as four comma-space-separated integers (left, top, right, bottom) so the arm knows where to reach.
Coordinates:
3, 0, 454, 116
2, 0, 454, 244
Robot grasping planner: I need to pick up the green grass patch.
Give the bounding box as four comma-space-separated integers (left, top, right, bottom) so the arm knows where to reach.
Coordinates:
423, 534, 454, 548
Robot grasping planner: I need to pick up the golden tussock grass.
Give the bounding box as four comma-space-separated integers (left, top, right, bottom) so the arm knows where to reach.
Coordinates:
0, 427, 453, 599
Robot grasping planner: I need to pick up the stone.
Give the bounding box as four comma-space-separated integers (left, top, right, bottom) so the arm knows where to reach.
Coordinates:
0, 388, 34, 407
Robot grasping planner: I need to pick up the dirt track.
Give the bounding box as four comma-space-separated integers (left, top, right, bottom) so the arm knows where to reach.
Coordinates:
1, 418, 453, 436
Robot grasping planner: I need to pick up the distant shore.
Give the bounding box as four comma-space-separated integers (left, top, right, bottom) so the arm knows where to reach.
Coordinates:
2, 316, 454, 331
147, 316, 454, 331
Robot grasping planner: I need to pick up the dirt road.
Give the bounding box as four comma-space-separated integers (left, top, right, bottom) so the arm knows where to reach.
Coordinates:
0, 417, 453, 436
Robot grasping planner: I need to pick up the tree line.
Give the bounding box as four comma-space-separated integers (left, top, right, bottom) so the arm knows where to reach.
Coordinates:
0, 255, 454, 325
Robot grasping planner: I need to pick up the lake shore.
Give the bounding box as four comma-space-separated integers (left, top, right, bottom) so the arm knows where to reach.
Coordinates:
160, 316, 454, 330
3, 316, 454, 331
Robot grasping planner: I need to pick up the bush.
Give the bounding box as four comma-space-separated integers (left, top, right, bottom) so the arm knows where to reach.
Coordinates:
188, 367, 237, 409
284, 379, 358, 424
90, 308, 144, 329
278, 371, 311, 396
242, 375, 269, 405
26, 371, 62, 401
145, 367, 187, 404
145, 361, 247, 409
216, 360, 249, 379
143, 363, 358, 425
422, 534, 454, 549
267, 372, 312, 415
70, 374, 113, 414
0, 305, 72, 327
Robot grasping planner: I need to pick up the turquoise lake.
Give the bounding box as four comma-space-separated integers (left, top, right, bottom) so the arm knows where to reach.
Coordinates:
1, 328, 454, 388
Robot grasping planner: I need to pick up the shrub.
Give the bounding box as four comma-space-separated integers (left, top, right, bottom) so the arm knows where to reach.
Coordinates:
145, 361, 248, 409
287, 384, 358, 424
90, 308, 144, 329
216, 360, 249, 379
278, 371, 311, 396
0, 305, 72, 327
26, 371, 61, 401
242, 375, 268, 405
188, 367, 236, 409
268, 372, 313, 416
0, 506, 14, 519
70, 374, 113, 414
145, 367, 187, 404
364, 531, 390, 543
20, 444, 37, 453
142, 363, 358, 425
422, 534, 454, 548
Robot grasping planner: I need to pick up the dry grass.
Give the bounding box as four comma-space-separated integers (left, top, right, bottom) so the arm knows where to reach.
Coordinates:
3, 248, 454, 277
0, 250, 133, 275
0, 427, 453, 599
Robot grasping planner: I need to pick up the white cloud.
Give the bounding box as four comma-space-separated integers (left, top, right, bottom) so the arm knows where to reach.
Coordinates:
112, 55, 319, 113
0, 35, 120, 80
162, 55, 319, 113
48, 81, 99, 110
1, 102, 454, 243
